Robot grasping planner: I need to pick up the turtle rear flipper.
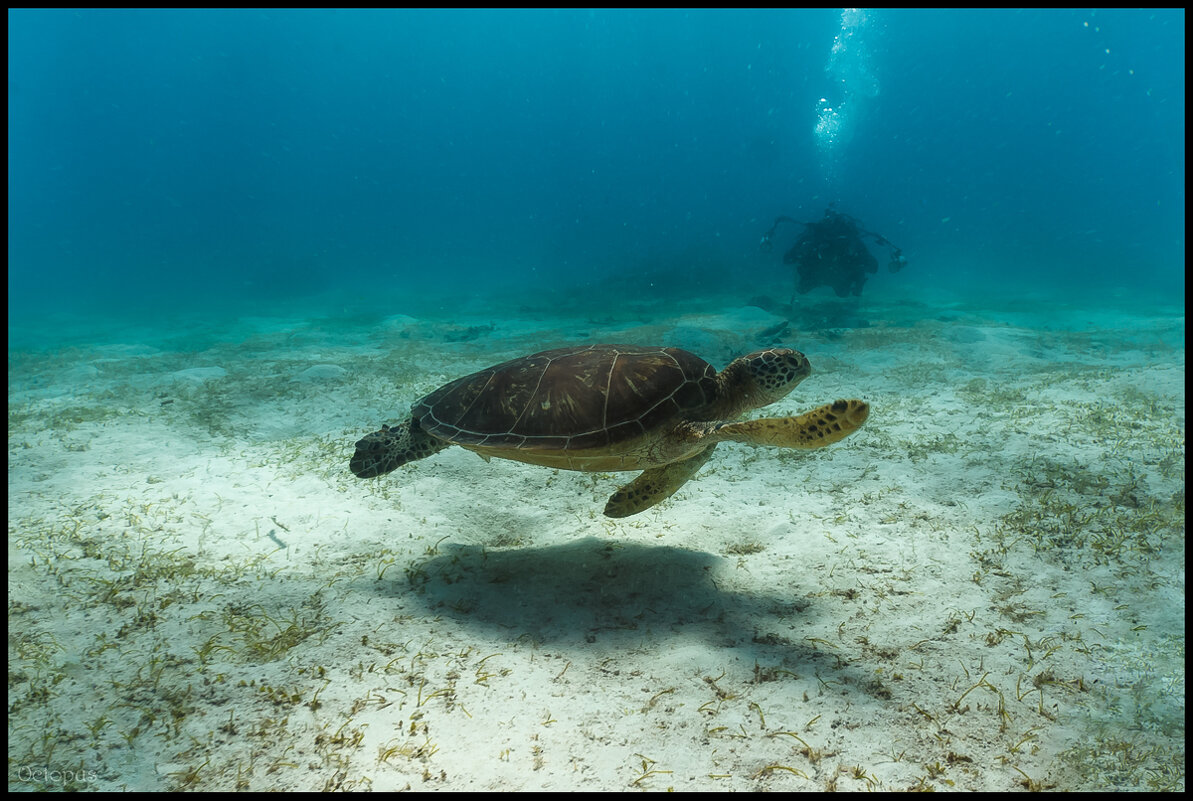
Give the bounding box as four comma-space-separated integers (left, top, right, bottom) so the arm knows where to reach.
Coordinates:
699, 399, 869, 450
604, 447, 717, 518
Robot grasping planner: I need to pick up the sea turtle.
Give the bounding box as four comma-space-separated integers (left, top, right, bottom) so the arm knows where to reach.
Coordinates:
349, 344, 869, 518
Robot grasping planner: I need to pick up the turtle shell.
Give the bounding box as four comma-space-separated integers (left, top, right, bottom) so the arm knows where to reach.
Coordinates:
413, 345, 718, 454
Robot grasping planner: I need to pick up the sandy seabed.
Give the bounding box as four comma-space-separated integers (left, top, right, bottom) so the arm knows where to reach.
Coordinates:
7, 290, 1185, 791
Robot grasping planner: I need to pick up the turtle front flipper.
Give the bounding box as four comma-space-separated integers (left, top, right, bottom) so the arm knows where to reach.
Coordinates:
349, 419, 449, 478
700, 399, 869, 449
604, 447, 717, 518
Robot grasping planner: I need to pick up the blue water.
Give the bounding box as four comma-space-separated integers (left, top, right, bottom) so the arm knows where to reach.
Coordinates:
6, 9, 1186, 793
7, 8, 1184, 326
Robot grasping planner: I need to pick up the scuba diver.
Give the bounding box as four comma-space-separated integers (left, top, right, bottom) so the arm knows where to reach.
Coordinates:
760, 207, 906, 300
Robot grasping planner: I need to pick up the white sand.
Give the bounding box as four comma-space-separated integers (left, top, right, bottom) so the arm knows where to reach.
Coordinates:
7, 294, 1185, 791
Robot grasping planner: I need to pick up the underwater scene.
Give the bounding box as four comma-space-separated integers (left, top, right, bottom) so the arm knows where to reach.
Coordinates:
7, 8, 1185, 792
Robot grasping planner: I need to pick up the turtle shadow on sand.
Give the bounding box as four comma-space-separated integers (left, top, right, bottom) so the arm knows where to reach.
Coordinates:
386, 536, 878, 692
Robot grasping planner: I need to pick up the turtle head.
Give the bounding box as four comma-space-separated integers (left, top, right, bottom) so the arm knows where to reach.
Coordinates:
731, 347, 812, 409
349, 424, 407, 478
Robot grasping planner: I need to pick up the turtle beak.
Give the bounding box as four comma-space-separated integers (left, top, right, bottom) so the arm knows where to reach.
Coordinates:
794, 351, 812, 379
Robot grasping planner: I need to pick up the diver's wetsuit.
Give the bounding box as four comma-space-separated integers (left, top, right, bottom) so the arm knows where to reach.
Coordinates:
784, 210, 878, 298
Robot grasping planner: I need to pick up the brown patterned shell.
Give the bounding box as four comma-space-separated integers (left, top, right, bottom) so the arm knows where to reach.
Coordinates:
413, 345, 719, 454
